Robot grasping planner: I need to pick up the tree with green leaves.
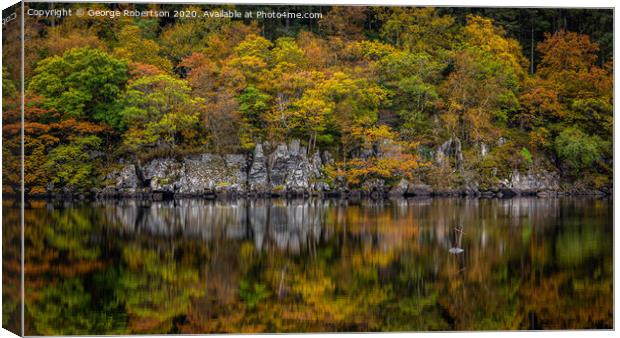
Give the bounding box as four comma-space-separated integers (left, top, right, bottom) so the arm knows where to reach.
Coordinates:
554, 127, 604, 176
119, 74, 203, 156
28, 48, 129, 129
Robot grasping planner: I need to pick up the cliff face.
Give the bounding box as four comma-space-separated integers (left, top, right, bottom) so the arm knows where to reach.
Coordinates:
94, 138, 608, 200
101, 140, 327, 199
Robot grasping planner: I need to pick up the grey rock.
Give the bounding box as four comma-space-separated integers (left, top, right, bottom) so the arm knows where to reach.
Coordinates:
480, 191, 495, 198
501, 169, 560, 195
310, 152, 323, 179
408, 184, 432, 196
106, 139, 331, 198
248, 143, 269, 192
110, 153, 248, 197
480, 142, 489, 158
143, 158, 184, 192
322, 150, 334, 165
462, 183, 480, 196
225, 154, 249, 191
435, 138, 464, 171
362, 178, 385, 193
115, 165, 140, 190
389, 179, 409, 197
269, 143, 292, 188
178, 154, 246, 194
268, 139, 327, 193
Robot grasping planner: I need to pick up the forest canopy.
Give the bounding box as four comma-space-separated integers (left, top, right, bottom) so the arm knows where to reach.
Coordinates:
2, 4, 613, 195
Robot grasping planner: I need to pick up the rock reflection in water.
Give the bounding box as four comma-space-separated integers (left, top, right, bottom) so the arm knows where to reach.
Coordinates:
98, 199, 329, 254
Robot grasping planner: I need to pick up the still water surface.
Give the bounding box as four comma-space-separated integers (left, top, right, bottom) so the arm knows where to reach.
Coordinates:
4, 198, 613, 333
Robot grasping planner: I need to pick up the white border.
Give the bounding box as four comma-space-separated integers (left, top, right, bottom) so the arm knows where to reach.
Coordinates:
0, 0, 616, 338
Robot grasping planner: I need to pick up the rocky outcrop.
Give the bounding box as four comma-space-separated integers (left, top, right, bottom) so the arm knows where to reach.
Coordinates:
500, 169, 560, 197
381, 168, 565, 199
389, 179, 409, 197
102, 155, 248, 198
102, 140, 328, 199
143, 158, 183, 193
113, 164, 141, 190
95, 138, 608, 200
435, 137, 464, 171
248, 144, 269, 192
176, 154, 247, 195
268, 140, 326, 195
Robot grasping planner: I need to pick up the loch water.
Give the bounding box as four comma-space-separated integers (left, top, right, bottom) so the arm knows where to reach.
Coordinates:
2, 197, 613, 334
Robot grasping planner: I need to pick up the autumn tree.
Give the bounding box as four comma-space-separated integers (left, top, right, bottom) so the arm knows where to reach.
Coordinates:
320, 6, 368, 41
461, 15, 528, 80
201, 21, 260, 61
535, 30, 612, 138
180, 47, 248, 153
41, 26, 103, 57
441, 16, 524, 143
287, 89, 335, 153
113, 25, 172, 72
52, 3, 132, 41
230, 34, 273, 85
327, 126, 428, 188
3, 94, 110, 195
377, 7, 456, 58
296, 31, 334, 69
160, 6, 233, 64
271, 37, 306, 68
516, 30, 612, 184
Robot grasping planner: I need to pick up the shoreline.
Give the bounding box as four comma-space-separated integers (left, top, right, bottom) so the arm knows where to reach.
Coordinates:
10, 188, 612, 202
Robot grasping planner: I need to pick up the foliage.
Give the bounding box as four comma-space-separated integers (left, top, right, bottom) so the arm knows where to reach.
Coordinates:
17, 4, 614, 194
43, 136, 103, 192
520, 147, 533, 167
159, 6, 232, 63
441, 15, 524, 144
554, 128, 603, 175
328, 129, 428, 188
119, 74, 203, 156
377, 7, 456, 58
237, 86, 272, 149
113, 25, 172, 72
28, 48, 129, 128
2, 66, 17, 97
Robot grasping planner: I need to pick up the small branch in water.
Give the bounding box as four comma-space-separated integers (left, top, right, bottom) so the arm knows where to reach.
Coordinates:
278, 263, 288, 299
449, 225, 465, 254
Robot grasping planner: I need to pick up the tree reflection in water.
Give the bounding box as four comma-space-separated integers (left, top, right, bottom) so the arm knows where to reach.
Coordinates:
11, 197, 612, 334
